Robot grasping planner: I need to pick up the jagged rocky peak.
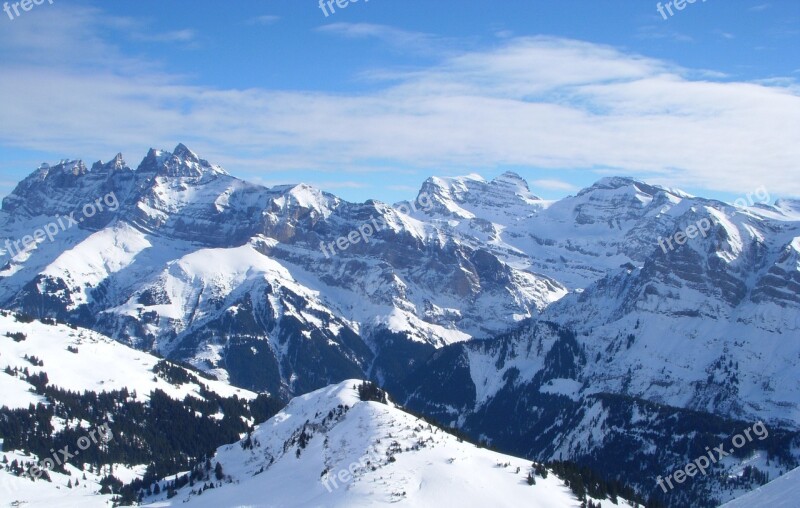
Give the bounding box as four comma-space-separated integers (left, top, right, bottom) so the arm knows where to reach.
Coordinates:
135, 147, 172, 175
172, 142, 200, 163
91, 153, 130, 174
1, 159, 90, 214
136, 143, 228, 178
33, 159, 88, 179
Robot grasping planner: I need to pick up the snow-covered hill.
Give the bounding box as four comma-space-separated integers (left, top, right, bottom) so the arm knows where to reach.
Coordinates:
149, 380, 635, 508
0, 312, 269, 507
0, 311, 254, 407
719, 465, 800, 508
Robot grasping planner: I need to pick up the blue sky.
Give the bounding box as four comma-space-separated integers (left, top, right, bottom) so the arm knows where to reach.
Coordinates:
0, 0, 798, 204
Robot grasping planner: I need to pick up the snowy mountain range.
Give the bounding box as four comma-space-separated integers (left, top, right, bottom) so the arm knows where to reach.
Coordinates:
1, 144, 798, 507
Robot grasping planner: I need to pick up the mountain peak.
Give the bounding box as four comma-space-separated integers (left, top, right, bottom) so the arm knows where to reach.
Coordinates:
173, 143, 200, 163
578, 176, 669, 199
91, 153, 129, 174
270, 183, 339, 217
493, 170, 526, 184
136, 145, 227, 178
11, 159, 86, 186
491, 171, 539, 198
590, 176, 639, 190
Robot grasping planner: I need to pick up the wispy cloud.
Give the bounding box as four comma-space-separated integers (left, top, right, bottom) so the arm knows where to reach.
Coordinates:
317, 23, 452, 56
318, 22, 428, 44
0, 11, 799, 197
530, 179, 579, 192
131, 29, 197, 43
714, 30, 735, 40
635, 25, 694, 43
749, 4, 771, 12
248, 15, 280, 26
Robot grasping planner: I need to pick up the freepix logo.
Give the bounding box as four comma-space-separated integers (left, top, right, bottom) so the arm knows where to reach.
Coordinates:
656, 185, 770, 255
319, 193, 433, 259
3, 0, 54, 21
318, 0, 370, 18
3, 191, 119, 260
657, 0, 707, 20
656, 421, 769, 493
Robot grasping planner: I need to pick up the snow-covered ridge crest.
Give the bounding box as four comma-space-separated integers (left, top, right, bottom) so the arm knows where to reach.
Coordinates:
148, 380, 636, 508
0, 310, 256, 408
720, 465, 800, 508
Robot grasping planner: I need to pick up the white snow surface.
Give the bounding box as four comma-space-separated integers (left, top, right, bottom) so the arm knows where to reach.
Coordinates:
150, 380, 633, 508
0, 449, 116, 508
0, 313, 257, 507
719, 466, 800, 508
0, 312, 256, 409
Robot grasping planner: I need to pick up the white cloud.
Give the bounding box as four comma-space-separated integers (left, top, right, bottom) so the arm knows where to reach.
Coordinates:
0, 14, 798, 197
636, 25, 694, 43
131, 29, 197, 43
530, 180, 579, 192
248, 15, 280, 26
317, 22, 448, 56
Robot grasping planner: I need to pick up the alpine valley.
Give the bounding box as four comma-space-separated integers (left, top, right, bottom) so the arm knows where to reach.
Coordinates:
1, 145, 799, 507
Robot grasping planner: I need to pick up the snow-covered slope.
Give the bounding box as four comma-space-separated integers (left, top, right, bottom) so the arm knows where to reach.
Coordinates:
401, 319, 800, 507
0, 453, 116, 508
0, 311, 255, 406
537, 199, 800, 426
0, 311, 260, 507
149, 380, 634, 508
719, 465, 800, 508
